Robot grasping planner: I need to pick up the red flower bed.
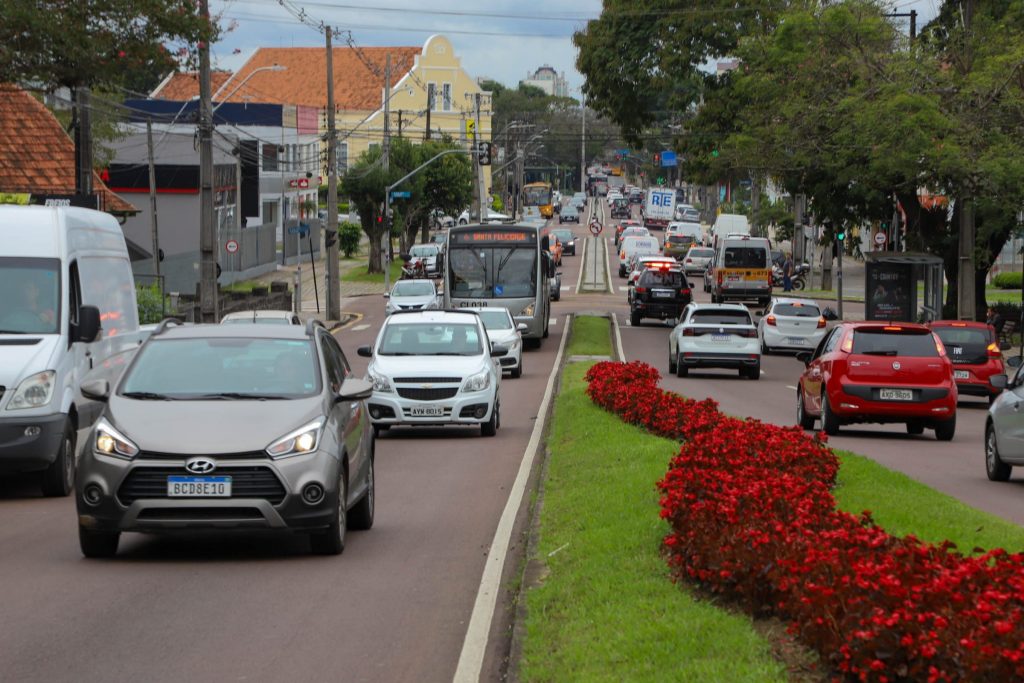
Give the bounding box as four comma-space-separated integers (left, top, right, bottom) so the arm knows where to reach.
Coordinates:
585, 360, 1024, 682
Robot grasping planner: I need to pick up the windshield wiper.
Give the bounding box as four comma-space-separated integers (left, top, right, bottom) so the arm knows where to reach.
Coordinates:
0, 329, 29, 334
190, 392, 288, 400
121, 391, 172, 400
380, 351, 416, 356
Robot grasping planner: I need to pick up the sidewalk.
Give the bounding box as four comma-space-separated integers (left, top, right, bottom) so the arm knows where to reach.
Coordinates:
248, 253, 384, 322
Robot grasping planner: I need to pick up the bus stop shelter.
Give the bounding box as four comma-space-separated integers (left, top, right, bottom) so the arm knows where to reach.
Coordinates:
864, 252, 944, 323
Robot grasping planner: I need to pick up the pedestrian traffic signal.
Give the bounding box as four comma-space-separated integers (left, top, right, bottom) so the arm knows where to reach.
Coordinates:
836, 228, 846, 242
653, 153, 660, 165
477, 141, 492, 166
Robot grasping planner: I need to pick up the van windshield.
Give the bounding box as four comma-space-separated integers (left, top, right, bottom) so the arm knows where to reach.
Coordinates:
0, 257, 61, 334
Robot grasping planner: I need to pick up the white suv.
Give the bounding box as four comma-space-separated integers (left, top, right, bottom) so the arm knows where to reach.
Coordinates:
668, 303, 761, 379
357, 310, 506, 436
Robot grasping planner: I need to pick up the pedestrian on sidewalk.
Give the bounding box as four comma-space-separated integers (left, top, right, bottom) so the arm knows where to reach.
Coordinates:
782, 252, 794, 292
987, 306, 1005, 337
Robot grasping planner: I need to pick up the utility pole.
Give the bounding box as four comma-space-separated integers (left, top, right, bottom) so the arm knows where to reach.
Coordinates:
425, 84, 432, 140
397, 109, 403, 137
957, 0, 975, 321
75, 87, 94, 201
146, 118, 160, 279
197, 0, 218, 323
383, 54, 392, 295
580, 92, 586, 193
836, 238, 844, 320
325, 26, 341, 321
474, 93, 484, 219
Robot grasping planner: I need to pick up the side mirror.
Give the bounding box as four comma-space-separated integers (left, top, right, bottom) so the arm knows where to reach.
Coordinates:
357, 345, 373, 358
796, 351, 812, 366
1008, 355, 1023, 369
490, 344, 509, 358
73, 305, 102, 343
1000, 341, 1012, 351
991, 374, 1009, 390
399, 252, 411, 262
338, 377, 374, 401
80, 379, 111, 402
383, 293, 390, 299
516, 323, 528, 332
822, 308, 839, 321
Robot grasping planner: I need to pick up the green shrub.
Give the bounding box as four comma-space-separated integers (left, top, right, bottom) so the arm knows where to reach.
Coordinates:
338, 221, 362, 258
491, 194, 504, 212
136, 283, 173, 324
993, 272, 1022, 289
338, 202, 350, 214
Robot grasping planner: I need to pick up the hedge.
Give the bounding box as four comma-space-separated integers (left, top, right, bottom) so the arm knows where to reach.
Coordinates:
993, 272, 1022, 289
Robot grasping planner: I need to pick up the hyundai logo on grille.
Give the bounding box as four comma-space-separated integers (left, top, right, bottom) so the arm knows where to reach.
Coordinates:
185, 458, 216, 474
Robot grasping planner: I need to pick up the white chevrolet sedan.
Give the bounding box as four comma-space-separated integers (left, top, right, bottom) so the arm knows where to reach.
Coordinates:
756, 297, 829, 354
668, 303, 761, 379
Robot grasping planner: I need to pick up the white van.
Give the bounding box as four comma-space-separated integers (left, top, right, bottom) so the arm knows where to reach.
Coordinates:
0, 206, 142, 495
618, 235, 661, 277
711, 213, 750, 248
708, 235, 773, 306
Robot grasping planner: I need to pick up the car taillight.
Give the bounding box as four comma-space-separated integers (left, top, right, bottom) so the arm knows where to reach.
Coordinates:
685, 258, 692, 263
682, 328, 695, 336
765, 314, 776, 326
987, 342, 1001, 357
934, 334, 946, 356
817, 317, 826, 328
739, 329, 757, 338
620, 252, 625, 259
841, 337, 853, 353
680, 289, 690, 296
635, 287, 647, 294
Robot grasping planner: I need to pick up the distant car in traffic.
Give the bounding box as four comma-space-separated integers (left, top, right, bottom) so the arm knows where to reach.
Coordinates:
221, 310, 301, 325
629, 263, 692, 326
476, 306, 526, 378
680, 246, 714, 275
385, 279, 439, 315
669, 303, 761, 379
549, 229, 578, 256
559, 204, 580, 223
796, 322, 957, 440
757, 298, 831, 354
928, 320, 1008, 404
408, 243, 443, 277
75, 319, 376, 557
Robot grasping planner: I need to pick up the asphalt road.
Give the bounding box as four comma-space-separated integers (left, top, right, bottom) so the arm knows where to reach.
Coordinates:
598, 198, 1024, 527
0, 218, 586, 683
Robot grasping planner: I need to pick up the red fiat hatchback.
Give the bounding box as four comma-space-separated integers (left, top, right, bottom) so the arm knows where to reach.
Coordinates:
796, 322, 957, 440
927, 320, 1006, 404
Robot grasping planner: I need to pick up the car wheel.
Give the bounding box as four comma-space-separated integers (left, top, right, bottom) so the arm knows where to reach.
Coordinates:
748, 363, 761, 380
373, 424, 390, 437
906, 420, 925, 435
630, 309, 641, 326
348, 454, 375, 531
79, 526, 119, 558
986, 422, 1012, 481
553, 288, 561, 302
797, 388, 815, 430
821, 392, 840, 435
761, 338, 770, 355
989, 393, 998, 406
40, 418, 75, 497
482, 399, 499, 437
310, 471, 347, 555
618, 265, 626, 278
668, 346, 677, 374
675, 354, 688, 378
510, 354, 523, 378
934, 415, 956, 442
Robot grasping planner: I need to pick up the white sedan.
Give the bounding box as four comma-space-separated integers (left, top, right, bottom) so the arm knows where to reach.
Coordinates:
668, 303, 761, 379
756, 297, 829, 354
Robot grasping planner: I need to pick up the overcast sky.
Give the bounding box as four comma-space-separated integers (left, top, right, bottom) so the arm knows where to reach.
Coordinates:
210, 0, 940, 94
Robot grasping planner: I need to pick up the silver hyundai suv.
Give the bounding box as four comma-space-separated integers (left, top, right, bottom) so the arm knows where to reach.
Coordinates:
74, 319, 375, 558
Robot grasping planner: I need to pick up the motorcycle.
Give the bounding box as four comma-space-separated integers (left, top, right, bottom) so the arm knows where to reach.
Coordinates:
399, 254, 428, 280
772, 263, 808, 291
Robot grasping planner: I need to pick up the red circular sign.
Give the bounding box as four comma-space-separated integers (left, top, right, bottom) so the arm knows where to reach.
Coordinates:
225, 239, 239, 254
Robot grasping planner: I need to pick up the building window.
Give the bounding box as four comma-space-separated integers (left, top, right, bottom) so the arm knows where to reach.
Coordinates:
262, 143, 279, 172
442, 83, 452, 112
262, 200, 277, 227
369, 142, 381, 155
337, 142, 349, 174
427, 82, 436, 111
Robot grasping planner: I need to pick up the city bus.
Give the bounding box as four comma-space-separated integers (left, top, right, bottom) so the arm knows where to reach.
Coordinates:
521, 182, 554, 220
444, 224, 552, 344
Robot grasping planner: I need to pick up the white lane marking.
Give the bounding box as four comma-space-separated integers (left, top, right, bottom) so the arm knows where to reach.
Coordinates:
574, 238, 586, 294
351, 324, 370, 331
612, 312, 626, 361
561, 285, 571, 291
603, 235, 614, 295
549, 318, 557, 325
761, 370, 766, 375
786, 385, 798, 390
453, 314, 571, 683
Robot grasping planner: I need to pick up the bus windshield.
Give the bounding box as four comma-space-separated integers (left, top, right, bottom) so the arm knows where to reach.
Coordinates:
448, 246, 537, 299
523, 185, 552, 206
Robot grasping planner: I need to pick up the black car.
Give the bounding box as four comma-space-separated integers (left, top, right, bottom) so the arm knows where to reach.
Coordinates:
629, 190, 644, 204
629, 266, 693, 326
549, 229, 577, 256
610, 198, 631, 219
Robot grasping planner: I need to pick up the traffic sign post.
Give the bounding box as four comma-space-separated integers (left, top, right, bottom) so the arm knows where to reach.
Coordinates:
390, 191, 411, 199
224, 239, 239, 254
874, 231, 887, 248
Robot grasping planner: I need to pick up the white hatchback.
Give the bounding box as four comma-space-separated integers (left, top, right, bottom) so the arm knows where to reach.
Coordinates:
668, 303, 761, 379
357, 310, 507, 436
757, 297, 829, 354
475, 306, 526, 378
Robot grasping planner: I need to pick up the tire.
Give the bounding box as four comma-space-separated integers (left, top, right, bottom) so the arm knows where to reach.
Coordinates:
510, 355, 522, 378
792, 278, 805, 291
675, 354, 688, 377
821, 392, 840, 435
348, 454, 375, 531
797, 389, 815, 430
542, 319, 550, 339
618, 265, 626, 278
553, 289, 561, 302
986, 423, 1012, 481
630, 309, 641, 326
906, 421, 925, 435
482, 399, 499, 437
372, 424, 390, 437
758, 298, 770, 308
748, 363, 761, 380
310, 471, 347, 555
40, 419, 75, 497
934, 415, 956, 442
79, 527, 119, 558
761, 338, 770, 355
668, 346, 677, 374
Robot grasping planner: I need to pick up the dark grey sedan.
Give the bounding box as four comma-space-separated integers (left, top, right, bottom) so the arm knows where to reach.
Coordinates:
75, 320, 375, 557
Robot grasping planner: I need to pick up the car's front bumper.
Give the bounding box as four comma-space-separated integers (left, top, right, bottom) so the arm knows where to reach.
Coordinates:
367, 387, 496, 426
76, 449, 343, 533
0, 413, 66, 474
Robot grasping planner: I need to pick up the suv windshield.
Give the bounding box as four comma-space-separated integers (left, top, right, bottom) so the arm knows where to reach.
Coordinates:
392, 281, 434, 297
852, 329, 938, 357
691, 310, 752, 325
120, 338, 320, 399
378, 322, 482, 356
477, 310, 512, 330
0, 257, 60, 334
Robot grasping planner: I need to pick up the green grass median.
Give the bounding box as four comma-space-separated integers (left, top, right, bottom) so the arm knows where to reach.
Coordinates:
341, 259, 403, 285
565, 316, 613, 356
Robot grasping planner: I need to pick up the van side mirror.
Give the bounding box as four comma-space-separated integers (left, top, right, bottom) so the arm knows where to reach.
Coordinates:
516, 323, 528, 332
80, 379, 111, 402
73, 305, 102, 343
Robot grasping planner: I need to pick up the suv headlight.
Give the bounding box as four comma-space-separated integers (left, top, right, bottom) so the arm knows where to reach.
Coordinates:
266, 418, 324, 459
463, 370, 490, 393
368, 370, 392, 393
520, 303, 535, 317
94, 418, 139, 459
6, 370, 56, 410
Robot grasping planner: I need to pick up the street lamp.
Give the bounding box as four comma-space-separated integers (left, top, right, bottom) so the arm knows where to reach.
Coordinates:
213, 65, 287, 111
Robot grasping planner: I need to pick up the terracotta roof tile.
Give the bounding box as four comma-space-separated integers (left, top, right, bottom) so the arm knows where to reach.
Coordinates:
0, 84, 136, 213
152, 46, 420, 110
152, 71, 233, 100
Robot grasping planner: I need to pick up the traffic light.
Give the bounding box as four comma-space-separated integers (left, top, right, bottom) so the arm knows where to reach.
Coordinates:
477, 141, 492, 166
325, 228, 338, 249
711, 149, 719, 158
653, 152, 660, 165
836, 227, 846, 242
